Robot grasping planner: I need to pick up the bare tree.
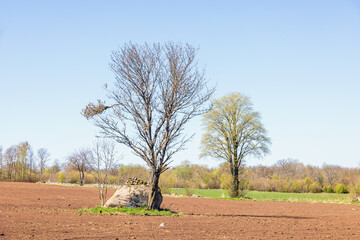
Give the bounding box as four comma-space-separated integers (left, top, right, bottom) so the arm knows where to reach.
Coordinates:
322, 164, 340, 187
37, 148, 50, 182
67, 148, 91, 186
306, 165, 324, 187
4, 146, 17, 180
90, 139, 119, 206
201, 92, 271, 198
27, 146, 34, 181
82, 42, 213, 209
275, 159, 305, 179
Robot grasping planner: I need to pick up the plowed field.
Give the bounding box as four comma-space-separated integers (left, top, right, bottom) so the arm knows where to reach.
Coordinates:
1, 182, 360, 239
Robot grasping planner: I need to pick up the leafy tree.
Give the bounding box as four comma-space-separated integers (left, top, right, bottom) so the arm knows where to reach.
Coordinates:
82, 42, 213, 209
201, 92, 271, 197
17, 141, 29, 181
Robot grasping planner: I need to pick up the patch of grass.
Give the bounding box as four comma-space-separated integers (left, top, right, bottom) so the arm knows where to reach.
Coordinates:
169, 188, 353, 204
78, 206, 183, 216
247, 191, 352, 204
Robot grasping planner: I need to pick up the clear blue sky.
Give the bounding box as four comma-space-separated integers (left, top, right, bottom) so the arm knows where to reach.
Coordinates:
1, 0, 360, 168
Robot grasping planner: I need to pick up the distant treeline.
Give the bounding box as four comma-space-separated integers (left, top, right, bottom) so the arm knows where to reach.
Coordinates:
1, 143, 358, 195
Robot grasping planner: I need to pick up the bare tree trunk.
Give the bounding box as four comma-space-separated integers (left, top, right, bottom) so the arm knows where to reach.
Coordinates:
21, 165, 24, 181
148, 170, 162, 210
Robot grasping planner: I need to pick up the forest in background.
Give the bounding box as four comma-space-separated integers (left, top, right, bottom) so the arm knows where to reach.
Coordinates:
1, 141, 358, 195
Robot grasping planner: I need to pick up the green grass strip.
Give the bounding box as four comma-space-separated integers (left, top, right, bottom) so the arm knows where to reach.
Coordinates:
169, 188, 353, 204
78, 206, 183, 216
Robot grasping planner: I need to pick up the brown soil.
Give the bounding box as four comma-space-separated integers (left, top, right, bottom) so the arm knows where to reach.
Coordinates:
1, 182, 360, 240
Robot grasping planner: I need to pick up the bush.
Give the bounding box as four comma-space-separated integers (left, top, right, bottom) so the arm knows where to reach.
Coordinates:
323, 186, 334, 193
309, 182, 321, 193
238, 178, 249, 198
220, 173, 232, 190
57, 172, 66, 183
184, 187, 194, 196
335, 184, 349, 194
159, 171, 176, 194
304, 177, 313, 192
290, 179, 304, 193
108, 175, 117, 184
203, 169, 221, 189
68, 170, 79, 184
350, 182, 360, 203
84, 173, 95, 184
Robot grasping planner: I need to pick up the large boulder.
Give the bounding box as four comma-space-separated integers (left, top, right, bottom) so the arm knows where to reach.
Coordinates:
104, 184, 150, 208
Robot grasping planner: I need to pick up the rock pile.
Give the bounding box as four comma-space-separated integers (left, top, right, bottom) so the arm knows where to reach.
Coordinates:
125, 177, 148, 185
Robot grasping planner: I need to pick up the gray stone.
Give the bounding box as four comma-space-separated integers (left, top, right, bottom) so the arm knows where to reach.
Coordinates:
104, 185, 149, 208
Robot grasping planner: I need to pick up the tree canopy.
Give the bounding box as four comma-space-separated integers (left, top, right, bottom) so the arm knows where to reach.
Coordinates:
201, 92, 271, 197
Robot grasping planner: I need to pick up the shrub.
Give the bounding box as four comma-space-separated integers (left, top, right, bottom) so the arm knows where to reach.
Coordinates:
57, 172, 66, 183
184, 187, 194, 196
84, 173, 95, 184
68, 170, 79, 184
159, 171, 176, 195
108, 175, 117, 184
290, 179, 304, 193
309, 182, 321, 193
273, 178, 292, 192
220, 173, 232, 190
323, 186, 334, 193
335, 184, 349, 194
238, 178, 250, 198
203, 169, 221, 189
350, 182, 360, 203
304, 177, 313, 192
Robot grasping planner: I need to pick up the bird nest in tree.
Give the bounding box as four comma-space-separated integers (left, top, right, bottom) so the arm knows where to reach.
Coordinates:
125, 177, 148, 186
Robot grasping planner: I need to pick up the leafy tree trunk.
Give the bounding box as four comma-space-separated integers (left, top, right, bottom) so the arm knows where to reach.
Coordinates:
148, 170, 162, 210
230, 167, 239, 198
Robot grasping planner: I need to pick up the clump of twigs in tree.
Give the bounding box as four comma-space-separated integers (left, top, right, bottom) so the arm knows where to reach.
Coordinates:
82, 100, 109, 119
